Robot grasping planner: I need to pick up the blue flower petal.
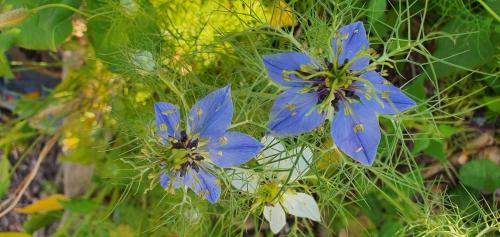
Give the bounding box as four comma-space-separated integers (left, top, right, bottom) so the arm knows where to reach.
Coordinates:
268, 88, 325, 136
183, 169, 221, 204
207, 132, 263, 168
159, 173, 170, 188
331, 101, 380, 165
188, 85, 233, 139
155, 102, 181, 144
354, 71, 416, 114
331, 21, 369, 71
263, 52, 318, 87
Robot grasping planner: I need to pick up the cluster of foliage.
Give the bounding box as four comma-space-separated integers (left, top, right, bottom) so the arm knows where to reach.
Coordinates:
0, 0, 499, 236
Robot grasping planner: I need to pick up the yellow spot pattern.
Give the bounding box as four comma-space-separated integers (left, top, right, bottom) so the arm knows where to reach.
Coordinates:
353, 123, 364, 133
159, 123, 168, 131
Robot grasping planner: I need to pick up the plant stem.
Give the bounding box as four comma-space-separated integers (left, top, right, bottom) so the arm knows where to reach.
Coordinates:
32, 3, 91, 18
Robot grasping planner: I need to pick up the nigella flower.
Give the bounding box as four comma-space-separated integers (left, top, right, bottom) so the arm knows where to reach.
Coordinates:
230, 137, 320, 234
262, 21, 416, 165
155, 86, 263, 203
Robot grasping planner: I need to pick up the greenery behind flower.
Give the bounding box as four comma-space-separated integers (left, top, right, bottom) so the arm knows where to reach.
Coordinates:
0, 0, 498, 236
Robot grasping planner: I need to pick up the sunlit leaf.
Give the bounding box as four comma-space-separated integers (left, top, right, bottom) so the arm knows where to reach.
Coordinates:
4, 0, 82, 50
15, 194, 68, 214
0, 232, 31, 237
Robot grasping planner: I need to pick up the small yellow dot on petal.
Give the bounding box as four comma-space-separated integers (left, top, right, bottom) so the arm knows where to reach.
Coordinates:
218, 136, 228, 145
286, 103, 296, 111
344, 106, 353, 115
217, 150, 223, 156
380, 91, 390, 99
382, 79, 391, 85
353, 123, 364, 133
160, 123, 168, 131
162, 109, 175, 115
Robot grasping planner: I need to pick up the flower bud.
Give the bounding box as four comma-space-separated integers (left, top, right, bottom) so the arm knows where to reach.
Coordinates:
0, 8, 30, 30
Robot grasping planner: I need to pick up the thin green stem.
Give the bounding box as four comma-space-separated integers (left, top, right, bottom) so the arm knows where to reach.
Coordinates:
158, 76, 190, 120
477, 0, 500, 22
32, 3, 91, 18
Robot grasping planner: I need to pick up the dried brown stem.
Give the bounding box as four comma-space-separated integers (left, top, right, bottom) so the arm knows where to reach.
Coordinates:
0, 129, 62, 218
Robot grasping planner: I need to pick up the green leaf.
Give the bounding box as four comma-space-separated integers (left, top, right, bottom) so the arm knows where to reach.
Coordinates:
438, 124, 461, 138
86, 0, 161, 73
459, 160, 500, 192
405, 74, 426, 102
5, 0, 81, 50
22, 210, 63, 234
412, 134, 430, 154
367, 0, 386, 22
59, 198, 98, 214
482, 96, 500, 113
449, 186, 480, 211
0, 28, 21, 78
0, 150, 11, 198
431, 16, 495, 78
424, 139, 447, 162
366, 0, 387, 35
379, 220, 402, 237
484, 0, 500, 16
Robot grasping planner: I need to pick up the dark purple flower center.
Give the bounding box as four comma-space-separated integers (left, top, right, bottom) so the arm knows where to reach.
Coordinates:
170, 130, 205, 177
294, 58, 360, 110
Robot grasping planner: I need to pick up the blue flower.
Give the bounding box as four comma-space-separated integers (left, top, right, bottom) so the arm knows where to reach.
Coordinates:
155, 85, 263, 203
262, 21, 416, 165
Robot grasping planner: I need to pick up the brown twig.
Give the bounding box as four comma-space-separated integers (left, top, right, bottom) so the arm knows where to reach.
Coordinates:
0, 128, 62, 218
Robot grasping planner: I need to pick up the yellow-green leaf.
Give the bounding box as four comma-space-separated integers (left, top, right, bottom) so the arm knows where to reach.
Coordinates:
15, 194, 68, 214
0, 232, 32, 237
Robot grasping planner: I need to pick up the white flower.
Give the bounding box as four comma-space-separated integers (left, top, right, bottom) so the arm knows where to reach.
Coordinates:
260, 136, 313, 181
229, 136, 320, 234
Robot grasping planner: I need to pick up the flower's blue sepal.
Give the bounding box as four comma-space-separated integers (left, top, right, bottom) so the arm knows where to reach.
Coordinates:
268, 88, 325, 136
354, 71, 417, 114
331, 21, 369, 71
184, 169, 221, 204
331, 101, 380, 165
159, 173, 170, 188
188, 85, 233, 139
262, 52, 318, 87
207, 132, 264, 168
155, 102, 181, 144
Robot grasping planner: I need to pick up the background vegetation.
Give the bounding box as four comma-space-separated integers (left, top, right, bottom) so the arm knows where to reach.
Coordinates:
0, 0, 499, 236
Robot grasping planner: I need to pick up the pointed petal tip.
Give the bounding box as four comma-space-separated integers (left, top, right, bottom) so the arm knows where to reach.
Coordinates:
159, 173, 170, 189
223, 84, 231, 92
153, 101, 165, 109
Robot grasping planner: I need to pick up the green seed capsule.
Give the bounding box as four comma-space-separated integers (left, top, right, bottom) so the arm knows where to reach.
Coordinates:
0, 8, 30, 30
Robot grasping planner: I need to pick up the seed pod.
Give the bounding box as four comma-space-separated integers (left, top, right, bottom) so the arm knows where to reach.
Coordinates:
0, 8, 30, 30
